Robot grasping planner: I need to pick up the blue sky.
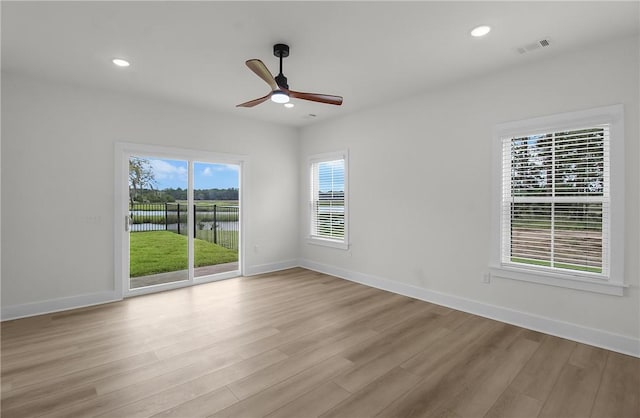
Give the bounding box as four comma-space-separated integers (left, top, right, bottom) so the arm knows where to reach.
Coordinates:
318, 160, 345, 192
149, 159, 239, 190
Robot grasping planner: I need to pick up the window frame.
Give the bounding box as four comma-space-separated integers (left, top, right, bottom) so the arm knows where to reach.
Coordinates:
490, 105, 626, 296
307, 150, 349, 250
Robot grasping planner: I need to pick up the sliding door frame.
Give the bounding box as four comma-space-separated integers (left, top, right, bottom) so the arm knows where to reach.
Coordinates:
114, 142, 247, 298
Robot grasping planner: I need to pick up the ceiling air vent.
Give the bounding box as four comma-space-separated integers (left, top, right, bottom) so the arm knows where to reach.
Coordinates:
517, 39, 551, 55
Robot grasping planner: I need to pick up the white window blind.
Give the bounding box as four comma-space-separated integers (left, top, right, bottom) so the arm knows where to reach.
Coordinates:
310, 156, 346, 244
501, 126, 610, 277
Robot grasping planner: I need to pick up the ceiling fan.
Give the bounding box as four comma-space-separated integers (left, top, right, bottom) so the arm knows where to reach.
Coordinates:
237, 44, 343, 108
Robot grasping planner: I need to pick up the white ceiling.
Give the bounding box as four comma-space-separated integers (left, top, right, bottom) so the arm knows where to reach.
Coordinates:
2, 1, 638, 127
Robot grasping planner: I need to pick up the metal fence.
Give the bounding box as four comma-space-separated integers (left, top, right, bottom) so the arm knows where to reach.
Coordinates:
129, 202, 239, 250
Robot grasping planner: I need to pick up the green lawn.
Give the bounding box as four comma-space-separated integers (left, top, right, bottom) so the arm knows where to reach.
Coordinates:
129, 231, 238, 277
510, 257, 601, 273
130, 201, 238, 210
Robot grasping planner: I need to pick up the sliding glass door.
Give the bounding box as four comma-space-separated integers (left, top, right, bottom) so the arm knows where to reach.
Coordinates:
117, 144, 243, 296
193, 162, 240, 278
129, 157, 189, 289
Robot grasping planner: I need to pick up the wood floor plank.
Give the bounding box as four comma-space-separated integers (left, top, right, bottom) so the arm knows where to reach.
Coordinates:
320, 367, 421, 418
212, 356, 353, 417
590, 351, 640, 418
537, 344, 606, 418
334, 325, 450, 392
153, 325, 280, 360
377, 323, 521, 418
150, 386, 238, 418
40, 349, 287, 418
538, 364, 601, 418
2, 341, 157, 388
1, 268, 637, 418
234, 293, 405, 360
94, 363, 242, 418
341, 309, 442, 366
226, 327, 377, 400
483, 387, 542, 418
449, 334, 539, 418
399, 315, 497, 376
1, 351, 158, 410
1, 386, 97, 418
363, 297, 434, 333
265, 381, 352, 418
39, 364, 238, 418
93, 346, 242, 396
435, 309, 471, 331
509, 334, 576, 402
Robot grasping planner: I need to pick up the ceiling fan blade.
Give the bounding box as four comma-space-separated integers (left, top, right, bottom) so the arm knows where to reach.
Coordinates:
246, 59, 278, 91
288, 90, 343, 106
236, 92, 271, 108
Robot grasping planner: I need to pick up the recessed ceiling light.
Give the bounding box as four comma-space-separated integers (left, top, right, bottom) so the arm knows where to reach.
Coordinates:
284, 103, 294, 108
470, 25, 491, 37
112, 58, 130, 67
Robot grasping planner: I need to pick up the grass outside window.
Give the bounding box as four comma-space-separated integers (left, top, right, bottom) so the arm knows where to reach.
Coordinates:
129, 231, 237, 277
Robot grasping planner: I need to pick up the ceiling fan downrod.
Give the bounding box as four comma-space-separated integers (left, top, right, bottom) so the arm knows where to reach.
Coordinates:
273, 43, 289, 89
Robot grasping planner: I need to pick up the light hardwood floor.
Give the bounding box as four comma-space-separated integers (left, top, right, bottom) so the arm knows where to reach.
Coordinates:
1, 268, 638, 418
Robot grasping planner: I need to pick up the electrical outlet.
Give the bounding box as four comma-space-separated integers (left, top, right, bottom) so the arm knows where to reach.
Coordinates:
482, 272, 491, 284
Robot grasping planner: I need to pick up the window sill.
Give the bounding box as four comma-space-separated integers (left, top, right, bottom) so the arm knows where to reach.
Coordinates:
489, 264, 627, 296
307, 237, 349, 250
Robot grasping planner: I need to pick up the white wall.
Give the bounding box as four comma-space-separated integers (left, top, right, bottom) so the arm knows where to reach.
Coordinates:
299, 36, 640, 353
1, 72, 299, 313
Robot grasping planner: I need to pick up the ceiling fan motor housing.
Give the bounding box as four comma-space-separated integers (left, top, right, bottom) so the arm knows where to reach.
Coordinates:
275, 73, 289, 89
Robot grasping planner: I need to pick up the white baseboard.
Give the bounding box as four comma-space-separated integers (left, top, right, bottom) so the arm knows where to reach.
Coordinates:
244, 259, 299, 277
1, 291, 122, 321
299, 259, 640, 358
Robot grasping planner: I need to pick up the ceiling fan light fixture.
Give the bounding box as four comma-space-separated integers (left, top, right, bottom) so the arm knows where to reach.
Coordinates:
470, 25, 491, 37
271, 90, 290, 104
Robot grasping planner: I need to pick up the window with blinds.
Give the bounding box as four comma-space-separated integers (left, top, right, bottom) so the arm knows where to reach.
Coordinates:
501, 126, 609, 277
309, 152, 348, 247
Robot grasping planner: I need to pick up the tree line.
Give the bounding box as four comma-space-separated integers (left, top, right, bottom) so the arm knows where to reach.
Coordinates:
133, 187, 239, 203
129, 157, 238, 203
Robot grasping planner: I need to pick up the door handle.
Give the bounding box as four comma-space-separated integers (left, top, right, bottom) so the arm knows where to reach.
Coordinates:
125, 215, 131, 231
